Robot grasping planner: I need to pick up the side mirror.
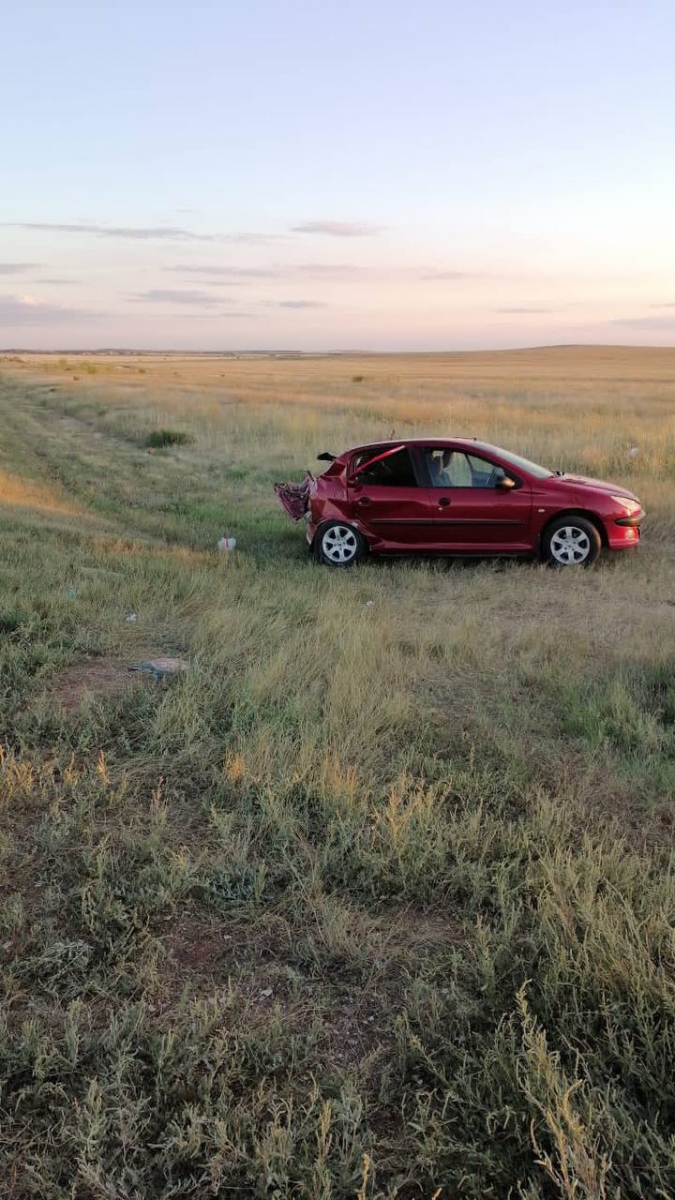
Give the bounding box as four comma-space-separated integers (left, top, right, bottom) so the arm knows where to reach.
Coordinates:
495, 475, 516, 491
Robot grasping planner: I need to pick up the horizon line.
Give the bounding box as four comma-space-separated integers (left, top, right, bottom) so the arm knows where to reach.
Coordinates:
3, 342, 675, 357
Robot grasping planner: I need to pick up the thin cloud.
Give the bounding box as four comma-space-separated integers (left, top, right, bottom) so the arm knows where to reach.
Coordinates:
131, 289, 234, 307
0, 263, 43, 275
611, 316, 675, 329
4, 222, 214, 242
170, 212, 281, 242
165, 262, 365, 281
496, 306, 557, 314
418, 269, 475, 281
276, 300, 329, 309
650, 302, 675, 309
178, 311, 259, 320
295, 263, 474, 281
294, 263, 365, 278
4, 220, 283, 245
291, 220, 384, 237
35, 277, 79, 285
221, 233, 285, 244
0, 294, 100, 325
163, 265, 276, 279
165, 261, 482, 283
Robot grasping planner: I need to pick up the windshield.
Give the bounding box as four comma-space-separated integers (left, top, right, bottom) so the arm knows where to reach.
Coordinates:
475, 444, 554, 479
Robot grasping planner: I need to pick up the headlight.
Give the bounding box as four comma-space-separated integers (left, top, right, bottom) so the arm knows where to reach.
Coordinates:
611, 496, 642, 514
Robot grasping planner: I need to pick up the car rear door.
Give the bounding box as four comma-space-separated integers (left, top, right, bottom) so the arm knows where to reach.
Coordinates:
421, 447, 533, 549
346, 446, 438, 550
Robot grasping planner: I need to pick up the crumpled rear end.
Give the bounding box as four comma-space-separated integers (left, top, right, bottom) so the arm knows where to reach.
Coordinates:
274, 474, 314, 521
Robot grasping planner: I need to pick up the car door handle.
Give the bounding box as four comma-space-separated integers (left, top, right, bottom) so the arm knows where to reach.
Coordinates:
357, 496, 372, 507
438, 497, 451, 508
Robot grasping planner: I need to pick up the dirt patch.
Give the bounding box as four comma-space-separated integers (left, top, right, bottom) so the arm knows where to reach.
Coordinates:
162, 913, 394, 1047
53, 657, 150, 711
165, 912, 292, 980
160, 913, 321, 1033
389, 907, 464, 952
165, 914, 237, 978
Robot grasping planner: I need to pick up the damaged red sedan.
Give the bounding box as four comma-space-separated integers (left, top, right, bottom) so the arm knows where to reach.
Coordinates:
275, 439, 645, 567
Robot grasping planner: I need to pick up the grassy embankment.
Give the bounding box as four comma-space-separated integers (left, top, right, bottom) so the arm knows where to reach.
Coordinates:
0, 348, 674, 1199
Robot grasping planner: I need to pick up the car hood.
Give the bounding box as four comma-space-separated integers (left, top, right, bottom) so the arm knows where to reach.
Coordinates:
549, 474, 639, 500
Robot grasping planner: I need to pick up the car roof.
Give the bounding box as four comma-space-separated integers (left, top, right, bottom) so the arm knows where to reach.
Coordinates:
342, 437, 498, 456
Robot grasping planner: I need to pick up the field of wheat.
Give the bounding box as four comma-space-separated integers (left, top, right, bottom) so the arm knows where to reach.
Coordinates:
0, 347, 674, 1199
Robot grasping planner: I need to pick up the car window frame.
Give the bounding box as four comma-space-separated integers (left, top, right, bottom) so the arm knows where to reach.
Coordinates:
348, 445, 424, 489
418, 445, 524, 490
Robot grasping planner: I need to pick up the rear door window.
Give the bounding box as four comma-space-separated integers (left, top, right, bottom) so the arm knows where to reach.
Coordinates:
350, 447, 418, 487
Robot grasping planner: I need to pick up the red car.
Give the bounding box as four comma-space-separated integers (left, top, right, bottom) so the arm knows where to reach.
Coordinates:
275, 439, 645, 567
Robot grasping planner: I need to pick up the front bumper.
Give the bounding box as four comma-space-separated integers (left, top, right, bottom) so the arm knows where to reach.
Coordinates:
607, 517, 643, 550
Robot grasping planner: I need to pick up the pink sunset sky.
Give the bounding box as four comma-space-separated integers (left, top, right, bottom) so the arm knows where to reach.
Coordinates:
3, 0, 675, 351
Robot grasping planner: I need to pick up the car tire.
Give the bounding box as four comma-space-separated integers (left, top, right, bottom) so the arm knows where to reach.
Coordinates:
542, 515, 602, 567
315, 521, 367, 567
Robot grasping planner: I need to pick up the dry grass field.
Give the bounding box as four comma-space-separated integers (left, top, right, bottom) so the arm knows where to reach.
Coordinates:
0, 347, 674, 1198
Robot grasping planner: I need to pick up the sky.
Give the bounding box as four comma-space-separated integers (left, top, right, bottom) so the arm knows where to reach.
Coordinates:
2, 0, 675, 351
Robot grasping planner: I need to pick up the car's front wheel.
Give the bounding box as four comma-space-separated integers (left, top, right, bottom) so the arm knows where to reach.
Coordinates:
542, 515, 602, 567
315, 521, 366, 567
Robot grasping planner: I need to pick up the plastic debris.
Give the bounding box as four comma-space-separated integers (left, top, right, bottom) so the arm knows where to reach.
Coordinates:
65, 587, 79, 599
364, 600, 374, 608
628, 446, 639, 459
218, 536, 237, 552
259, 987, 273, 999
125, 613, 137, 624
129, 657, 189, 681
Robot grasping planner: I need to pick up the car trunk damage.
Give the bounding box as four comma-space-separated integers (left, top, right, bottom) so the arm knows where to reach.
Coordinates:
274, 474, 314, 520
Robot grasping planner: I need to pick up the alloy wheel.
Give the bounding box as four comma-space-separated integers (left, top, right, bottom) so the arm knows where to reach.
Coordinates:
549, 525, 591, 565
321, 525, 359, 564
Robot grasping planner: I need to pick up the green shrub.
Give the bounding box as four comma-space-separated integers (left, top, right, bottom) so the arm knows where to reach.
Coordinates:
144, 429, 193, 449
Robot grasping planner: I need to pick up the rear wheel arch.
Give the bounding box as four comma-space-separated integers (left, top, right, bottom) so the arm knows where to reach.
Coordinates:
313, 519, 369, 567
312, 515, 368, 546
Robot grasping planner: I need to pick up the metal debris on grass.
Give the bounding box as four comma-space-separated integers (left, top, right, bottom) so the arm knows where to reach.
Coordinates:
129, 657, 189, 681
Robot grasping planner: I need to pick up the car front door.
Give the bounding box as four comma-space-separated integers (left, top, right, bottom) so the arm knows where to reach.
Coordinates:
346, 445, 438, 550
421, 447, 532, 550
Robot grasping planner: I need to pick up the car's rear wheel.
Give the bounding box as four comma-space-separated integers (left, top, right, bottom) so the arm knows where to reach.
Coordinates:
315, 521, 366, 567
542, 515, 602, 566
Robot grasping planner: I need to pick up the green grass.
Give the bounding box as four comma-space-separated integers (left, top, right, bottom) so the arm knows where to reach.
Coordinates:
0, 356, 674, 1198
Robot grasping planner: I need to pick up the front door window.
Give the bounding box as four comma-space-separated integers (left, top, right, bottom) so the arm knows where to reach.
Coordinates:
425, 449, 508, 489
